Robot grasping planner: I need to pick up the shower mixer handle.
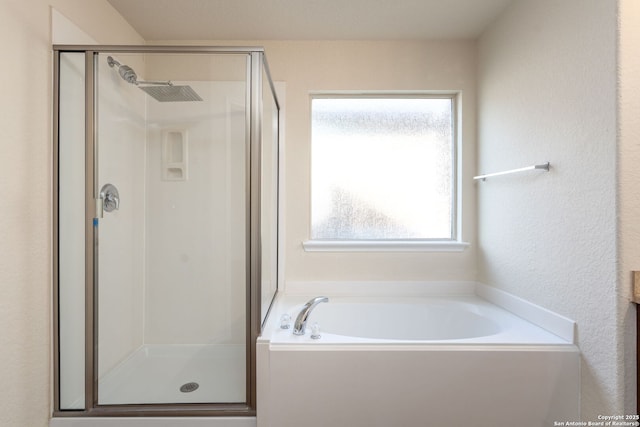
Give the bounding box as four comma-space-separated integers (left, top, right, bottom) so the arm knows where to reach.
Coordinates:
99, 183, 120, 214
105, 192, 119, 211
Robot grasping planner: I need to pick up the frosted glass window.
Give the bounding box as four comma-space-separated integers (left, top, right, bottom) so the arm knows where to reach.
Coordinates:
311, 96, 454, 240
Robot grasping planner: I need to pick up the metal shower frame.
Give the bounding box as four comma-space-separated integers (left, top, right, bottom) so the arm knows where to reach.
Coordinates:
52, 45, 280, 417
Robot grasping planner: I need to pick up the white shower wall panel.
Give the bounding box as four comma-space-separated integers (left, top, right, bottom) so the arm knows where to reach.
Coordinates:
96, 56, 147, 377
144, 81, 247, 345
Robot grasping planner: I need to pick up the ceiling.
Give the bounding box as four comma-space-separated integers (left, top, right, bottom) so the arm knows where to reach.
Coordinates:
106, 0, 514, 41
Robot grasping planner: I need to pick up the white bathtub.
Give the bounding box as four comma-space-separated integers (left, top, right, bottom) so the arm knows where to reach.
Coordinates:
269, 296, 571, 344
257, 292, 580, 427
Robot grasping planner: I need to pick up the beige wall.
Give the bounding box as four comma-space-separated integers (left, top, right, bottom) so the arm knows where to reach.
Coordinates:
0, 1, 142, 425
150, 39, 478, 284
152, 40, 478, 284
264, 41, 478, 283
477, 0, 621, 418
2, 0, 634, 424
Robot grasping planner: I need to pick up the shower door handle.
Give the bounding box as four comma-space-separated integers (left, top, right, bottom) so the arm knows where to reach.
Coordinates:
99, 183, 120, 217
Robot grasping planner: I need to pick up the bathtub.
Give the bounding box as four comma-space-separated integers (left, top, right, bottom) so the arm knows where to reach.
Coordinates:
270, 295, 572, 344
257, 292, 580, 427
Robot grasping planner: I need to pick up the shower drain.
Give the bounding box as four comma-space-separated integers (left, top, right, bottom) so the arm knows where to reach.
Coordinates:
180, 382, 199, 393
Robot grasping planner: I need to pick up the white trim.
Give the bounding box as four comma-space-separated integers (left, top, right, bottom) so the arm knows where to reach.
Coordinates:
284, 280, 476, 296
275, 81, 286, 292
302, 240, 470, 252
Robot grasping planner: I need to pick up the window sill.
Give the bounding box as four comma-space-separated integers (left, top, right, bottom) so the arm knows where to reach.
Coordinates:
302, 240, 470, 253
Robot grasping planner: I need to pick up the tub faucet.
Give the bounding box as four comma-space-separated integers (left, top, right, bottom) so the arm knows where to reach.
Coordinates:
293, 296, 329, 335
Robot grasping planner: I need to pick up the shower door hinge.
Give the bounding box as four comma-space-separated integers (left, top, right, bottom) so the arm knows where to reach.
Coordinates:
95, 197, 103, 219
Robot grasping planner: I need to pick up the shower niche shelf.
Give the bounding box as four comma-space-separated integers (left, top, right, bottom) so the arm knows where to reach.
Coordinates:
162, 129, 188, 181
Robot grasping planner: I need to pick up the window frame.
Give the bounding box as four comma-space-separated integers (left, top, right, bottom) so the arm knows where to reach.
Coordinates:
304, 92, 468, 252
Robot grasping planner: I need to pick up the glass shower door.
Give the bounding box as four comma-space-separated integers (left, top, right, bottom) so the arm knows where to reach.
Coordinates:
94, 51, 249, 405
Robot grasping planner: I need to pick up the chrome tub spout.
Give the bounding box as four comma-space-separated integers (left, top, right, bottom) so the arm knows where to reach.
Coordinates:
293, 296, 329, 335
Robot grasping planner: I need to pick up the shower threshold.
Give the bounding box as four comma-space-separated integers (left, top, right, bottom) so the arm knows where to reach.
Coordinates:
98, 344, 245, 405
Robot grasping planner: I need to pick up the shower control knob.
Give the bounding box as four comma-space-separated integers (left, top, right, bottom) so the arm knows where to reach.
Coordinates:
99, 183, 120, 213
104, 193, 119, 211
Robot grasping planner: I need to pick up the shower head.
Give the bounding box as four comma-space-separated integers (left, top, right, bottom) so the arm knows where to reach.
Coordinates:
106, 56, 202, 102
117, 64, 138, 84
139, 85, 203, 102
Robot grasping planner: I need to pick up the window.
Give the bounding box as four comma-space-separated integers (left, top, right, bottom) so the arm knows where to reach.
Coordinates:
307, 94, 463, 251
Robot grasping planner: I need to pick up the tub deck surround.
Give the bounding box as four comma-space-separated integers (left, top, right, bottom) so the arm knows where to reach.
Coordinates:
261, 346, 579, 427
270, 281, 576, 343
267, 295, 571, 346
257, 284, 579, 427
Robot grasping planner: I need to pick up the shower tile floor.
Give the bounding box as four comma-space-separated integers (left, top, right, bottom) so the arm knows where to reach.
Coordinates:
98, 344, 246, 404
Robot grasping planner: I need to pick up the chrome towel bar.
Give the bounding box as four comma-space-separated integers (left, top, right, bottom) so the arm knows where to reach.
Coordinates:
474, 162, 550, 181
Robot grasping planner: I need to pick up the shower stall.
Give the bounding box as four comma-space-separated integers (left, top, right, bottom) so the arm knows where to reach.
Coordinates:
53, 46, 279, 416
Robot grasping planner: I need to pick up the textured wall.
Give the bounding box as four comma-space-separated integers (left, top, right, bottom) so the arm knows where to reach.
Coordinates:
2, 0, 631, 424
477, 0, 620, 418
0, 1, 142, 425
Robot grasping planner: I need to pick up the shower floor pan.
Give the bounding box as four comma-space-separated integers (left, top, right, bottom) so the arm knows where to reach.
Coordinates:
98, 344, 246, 405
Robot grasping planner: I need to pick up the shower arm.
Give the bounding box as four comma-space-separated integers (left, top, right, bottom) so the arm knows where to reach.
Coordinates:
137, 80, 174, 86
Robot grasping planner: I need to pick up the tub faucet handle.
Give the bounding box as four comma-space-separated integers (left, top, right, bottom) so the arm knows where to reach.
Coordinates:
280, 313, 291, 329
310, 322, 321, 340
293, 296, 328, 335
